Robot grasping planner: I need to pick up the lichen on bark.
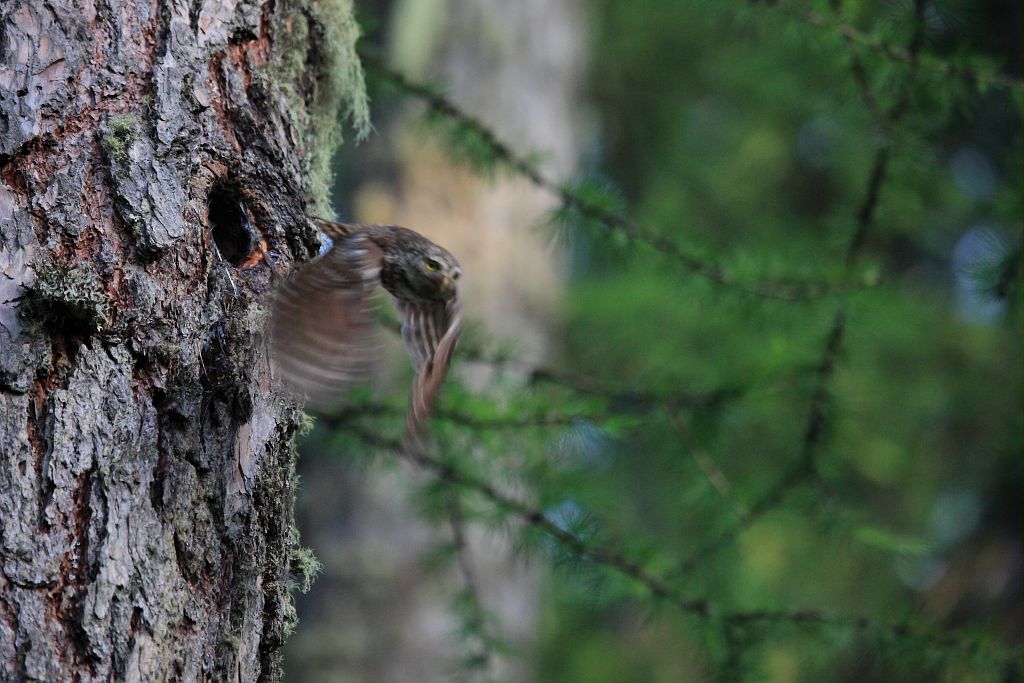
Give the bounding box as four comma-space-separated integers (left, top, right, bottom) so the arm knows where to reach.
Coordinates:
269, 0, 370, 215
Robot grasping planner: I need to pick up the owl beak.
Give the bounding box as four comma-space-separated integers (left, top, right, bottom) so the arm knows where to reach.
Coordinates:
439, 276, 452, 293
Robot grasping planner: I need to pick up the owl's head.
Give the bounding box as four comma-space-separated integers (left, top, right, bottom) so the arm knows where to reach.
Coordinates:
413, 244, 461, 301
379, 227, 462, 303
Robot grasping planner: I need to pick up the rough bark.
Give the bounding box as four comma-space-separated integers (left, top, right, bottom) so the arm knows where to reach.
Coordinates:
0, 0, 360, 680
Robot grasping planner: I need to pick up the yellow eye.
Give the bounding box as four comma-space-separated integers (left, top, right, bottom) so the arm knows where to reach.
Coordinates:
424, 258, 440, 272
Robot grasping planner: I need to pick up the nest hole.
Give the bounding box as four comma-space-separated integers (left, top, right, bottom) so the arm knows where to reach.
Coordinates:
208, 183, 255, 267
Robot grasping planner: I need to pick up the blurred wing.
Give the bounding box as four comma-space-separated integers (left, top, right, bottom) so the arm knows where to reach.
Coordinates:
270, 233, 383, 406
398, 297, 463, 437
311, 217, 358, 243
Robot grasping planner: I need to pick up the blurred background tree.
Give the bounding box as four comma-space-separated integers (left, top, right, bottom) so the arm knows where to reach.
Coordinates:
284, 0, 1021, 681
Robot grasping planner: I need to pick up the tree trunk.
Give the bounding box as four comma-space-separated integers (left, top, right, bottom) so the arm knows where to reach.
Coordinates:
0, 0, 364, 680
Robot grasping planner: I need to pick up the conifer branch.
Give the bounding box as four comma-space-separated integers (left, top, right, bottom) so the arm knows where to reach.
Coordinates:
674, 0, 931, 574
352, 425, 713, 616
457, 345, 746, 409
666, 409, 748, 521
322, 404, 607, 430
328, 5, 1018, 675
671, 312, 846, 575
363, 56, 873, 302
774, 4, 1024, 92
343, 427, 1021, 668
380, 315, 745, 409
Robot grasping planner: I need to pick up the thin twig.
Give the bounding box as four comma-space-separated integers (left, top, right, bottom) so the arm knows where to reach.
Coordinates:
321, 403, 606, 430
779, 6, 1023, 92
666, 408, 748, 521
671, 313, 846, 575
380, 314, 746, 409
459, 345, 747, 409
357, 425, 712, 616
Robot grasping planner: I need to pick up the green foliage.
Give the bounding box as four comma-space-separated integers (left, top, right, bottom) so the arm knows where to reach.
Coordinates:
367, 59, 875, 301
298, 0, 1022, 680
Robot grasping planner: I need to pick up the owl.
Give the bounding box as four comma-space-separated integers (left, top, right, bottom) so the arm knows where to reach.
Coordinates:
269, 218, 463, 438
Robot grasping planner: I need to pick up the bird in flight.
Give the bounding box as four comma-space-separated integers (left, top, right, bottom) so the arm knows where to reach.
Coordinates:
269, 218, 463, 439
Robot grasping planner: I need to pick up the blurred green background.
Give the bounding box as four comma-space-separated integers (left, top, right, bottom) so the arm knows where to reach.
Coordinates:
284, 1, 1021, 681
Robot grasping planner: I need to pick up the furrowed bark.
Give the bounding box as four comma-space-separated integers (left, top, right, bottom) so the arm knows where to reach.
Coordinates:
0, 0, 357, 679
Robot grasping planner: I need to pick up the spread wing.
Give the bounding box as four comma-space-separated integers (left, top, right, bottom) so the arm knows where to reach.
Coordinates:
269, 231, 384, 406
398, 297, 463, 439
